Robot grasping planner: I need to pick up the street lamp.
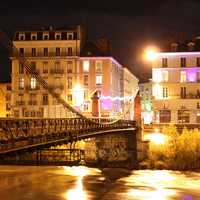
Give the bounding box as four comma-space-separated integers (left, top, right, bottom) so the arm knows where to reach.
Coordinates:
144, 47, 158, 61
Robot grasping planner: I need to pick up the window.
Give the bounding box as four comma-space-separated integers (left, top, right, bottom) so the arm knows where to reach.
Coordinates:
56, 47, 60, 56
42, 94, 48, 105
67, 94, 72, 102
159, 110, 171, 123
67, 33, 73, 40
84, 90, 88, 100
197, 57, 200, 67
162, 71, 168, 82
32, 48, 36, 56
19, 48, 24, 56
96, 75, 103, 85
55, 33, 61, 40
181, 87, 186, 98
162, 58, 168, 68
180, 57, 186, 67
84, 75, 89, 86
43, 33, 49, 40
96, 60, 102, 72
197, 72, 200, 82
30, 62, 36, 71
178, 110, 190, 123
44, 48, 48, 56
152, 69, 162, 83
163, 87, 168, 98
68, 47, 72, 56
197, 102, 200, 109
83, 61, 89, 72
19, 33, 25, 40
31, 34, 37, 40
19, 63, 24, 74
67, 77, 72, 89
43, 62, 48, 73
19, 77, 24, 90
180, 71, 187, 82
30, 77, 36, 89
67, 61, 73, 73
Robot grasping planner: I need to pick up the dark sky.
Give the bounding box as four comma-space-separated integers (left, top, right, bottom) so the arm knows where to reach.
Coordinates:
1, 0, 200, 82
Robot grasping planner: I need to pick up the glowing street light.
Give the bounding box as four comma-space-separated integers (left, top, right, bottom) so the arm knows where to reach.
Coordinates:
144, 47, 158, 61
144, 132, 167, 145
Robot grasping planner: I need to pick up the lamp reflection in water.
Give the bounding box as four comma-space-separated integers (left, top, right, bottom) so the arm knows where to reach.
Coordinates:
126, 170, 177, 200
63, 166, 88, 200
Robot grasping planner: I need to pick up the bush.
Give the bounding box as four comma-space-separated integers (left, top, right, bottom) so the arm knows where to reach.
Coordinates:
148, 125, 200, 170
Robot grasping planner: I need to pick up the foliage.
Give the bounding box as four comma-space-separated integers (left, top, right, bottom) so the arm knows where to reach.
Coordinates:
147, 125, 200, 170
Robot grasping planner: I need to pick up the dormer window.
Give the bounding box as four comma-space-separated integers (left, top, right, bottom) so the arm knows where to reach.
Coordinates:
55, 33, 61, 40
19, 33, 25, 41
43, 33, 49, 40
67, 33, 73, 40
187, 42, 195, 51
171, 43, 178, 52
31, 33, 37, 40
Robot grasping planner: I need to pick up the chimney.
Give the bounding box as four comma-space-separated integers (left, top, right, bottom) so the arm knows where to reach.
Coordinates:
170, 43, 178, 52
187, 42, 195, 51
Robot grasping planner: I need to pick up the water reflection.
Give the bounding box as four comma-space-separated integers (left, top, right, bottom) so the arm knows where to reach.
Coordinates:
63, 166, 88, 200
0, 166, 200, 200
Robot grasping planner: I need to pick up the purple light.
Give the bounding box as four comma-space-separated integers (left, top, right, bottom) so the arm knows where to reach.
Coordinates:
186, 69, 197, 82
101, 99, 112, 110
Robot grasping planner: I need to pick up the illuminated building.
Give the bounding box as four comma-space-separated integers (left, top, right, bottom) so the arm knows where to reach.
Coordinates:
139, 81, 153, 124
11, 26, 138, 119
0, 83, 11, 117
152, 39, 200, 123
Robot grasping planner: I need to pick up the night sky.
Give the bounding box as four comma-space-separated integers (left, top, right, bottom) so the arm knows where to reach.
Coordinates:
1, 0, 200, 82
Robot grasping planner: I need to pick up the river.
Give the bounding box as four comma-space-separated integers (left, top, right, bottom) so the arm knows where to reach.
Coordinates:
0, 166, 200, 200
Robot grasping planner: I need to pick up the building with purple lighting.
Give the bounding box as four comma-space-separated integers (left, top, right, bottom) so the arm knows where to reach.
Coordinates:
152, 39, 200, 124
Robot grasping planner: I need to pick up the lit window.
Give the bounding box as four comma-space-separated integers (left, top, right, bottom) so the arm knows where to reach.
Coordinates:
83, 61, 90, 72
95, 60, 102, 72
30, 77, 37, 89
96, 75, 103, 85
153, 84, 162, 99
152, 69, 162, 83
19, 77, 24, 90
180, 71, 187, 82
67, 77, 72, 89
162, 71, 168, 82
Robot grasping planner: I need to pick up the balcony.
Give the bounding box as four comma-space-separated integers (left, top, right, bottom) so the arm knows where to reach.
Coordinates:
16, 101, 25, 106
50, 69, 64, 75
12, 52, 77, 58
25, 85, 40, 91
28, 100, 38, 105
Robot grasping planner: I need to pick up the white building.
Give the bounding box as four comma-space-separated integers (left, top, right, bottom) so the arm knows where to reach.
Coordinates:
152, 46, 200, 124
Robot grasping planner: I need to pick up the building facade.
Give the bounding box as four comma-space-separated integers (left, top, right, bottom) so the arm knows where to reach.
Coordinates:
11, 26, 138, 119
0, 83, 11, 117
152, 49, 200, 124
139, 81, 153, 124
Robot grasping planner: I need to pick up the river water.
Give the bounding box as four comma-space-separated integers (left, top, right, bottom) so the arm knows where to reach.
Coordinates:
0, 166, 200, 200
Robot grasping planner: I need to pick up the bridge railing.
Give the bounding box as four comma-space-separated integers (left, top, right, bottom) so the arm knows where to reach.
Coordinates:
0, 118, 136, 152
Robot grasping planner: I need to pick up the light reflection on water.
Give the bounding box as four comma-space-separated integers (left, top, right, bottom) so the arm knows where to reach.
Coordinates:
0, 166, 200, 200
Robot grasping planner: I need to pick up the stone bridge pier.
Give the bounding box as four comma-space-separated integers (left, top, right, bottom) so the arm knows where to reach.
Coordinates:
84, 128, 146, 169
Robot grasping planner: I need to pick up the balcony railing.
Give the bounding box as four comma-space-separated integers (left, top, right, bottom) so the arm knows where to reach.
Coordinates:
16, 101, 25, 106
25, 86, 40, 90
50, 69, 64, 74
12, 52, 77, 57
28, 101, 38, 105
